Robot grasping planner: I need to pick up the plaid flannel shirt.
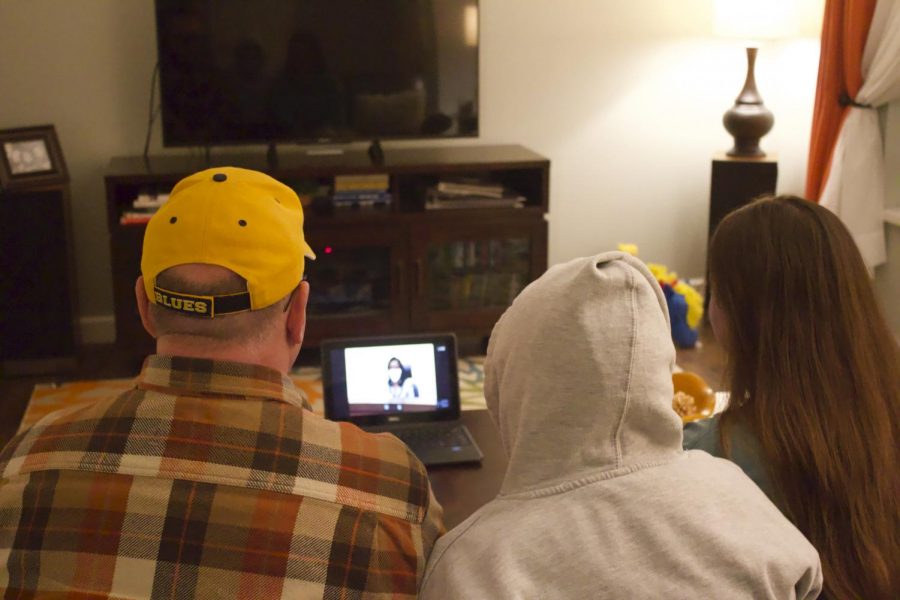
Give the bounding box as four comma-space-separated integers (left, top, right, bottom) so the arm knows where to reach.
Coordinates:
0, 355, 443, 599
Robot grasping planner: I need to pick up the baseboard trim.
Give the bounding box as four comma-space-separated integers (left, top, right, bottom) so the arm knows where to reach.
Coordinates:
79, 315, 116, 345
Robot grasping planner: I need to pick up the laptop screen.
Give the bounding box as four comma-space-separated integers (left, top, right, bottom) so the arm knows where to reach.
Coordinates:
321, 333, 460, 425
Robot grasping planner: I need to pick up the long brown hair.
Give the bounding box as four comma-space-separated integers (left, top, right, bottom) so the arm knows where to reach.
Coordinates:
709, 195, 899, 599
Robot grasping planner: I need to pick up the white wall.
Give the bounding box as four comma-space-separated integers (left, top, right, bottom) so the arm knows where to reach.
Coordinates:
0, 0, 825, 342
875, 102, 900, 338
0, 1, 158, 341
478, 0, 821, 274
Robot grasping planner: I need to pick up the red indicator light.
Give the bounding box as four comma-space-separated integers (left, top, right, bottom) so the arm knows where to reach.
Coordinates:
324, 246, 333, 254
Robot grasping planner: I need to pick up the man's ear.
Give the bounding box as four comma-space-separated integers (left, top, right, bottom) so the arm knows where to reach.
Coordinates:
135, 276, 158, 339
286, 280, 309, 347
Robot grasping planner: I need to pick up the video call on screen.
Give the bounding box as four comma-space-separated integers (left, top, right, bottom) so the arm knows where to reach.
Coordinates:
328, 342, 454, 419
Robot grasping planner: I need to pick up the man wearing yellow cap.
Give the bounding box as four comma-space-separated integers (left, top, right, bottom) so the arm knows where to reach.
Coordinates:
0, 168, 443, 598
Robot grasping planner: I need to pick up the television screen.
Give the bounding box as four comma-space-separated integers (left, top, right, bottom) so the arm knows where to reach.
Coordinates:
154, 0, 479, 147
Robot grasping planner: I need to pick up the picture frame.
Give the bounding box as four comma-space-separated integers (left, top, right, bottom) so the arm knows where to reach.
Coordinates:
0, 125, 69, 192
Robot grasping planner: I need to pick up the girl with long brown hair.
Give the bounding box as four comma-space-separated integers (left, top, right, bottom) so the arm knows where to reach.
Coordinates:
684, 195, 899, 599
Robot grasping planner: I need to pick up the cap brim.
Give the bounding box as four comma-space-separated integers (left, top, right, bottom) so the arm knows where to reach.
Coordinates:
304, 242, 316, 260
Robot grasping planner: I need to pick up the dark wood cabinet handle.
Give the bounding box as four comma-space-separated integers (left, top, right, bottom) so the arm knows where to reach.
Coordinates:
412, 259, 424, 297
394, 261, 405, 297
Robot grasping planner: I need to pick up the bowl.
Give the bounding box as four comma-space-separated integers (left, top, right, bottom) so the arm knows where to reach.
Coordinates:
672, 371, 716, 423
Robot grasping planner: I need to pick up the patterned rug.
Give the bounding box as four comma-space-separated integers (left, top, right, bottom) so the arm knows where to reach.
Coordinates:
21, 357, 488, 433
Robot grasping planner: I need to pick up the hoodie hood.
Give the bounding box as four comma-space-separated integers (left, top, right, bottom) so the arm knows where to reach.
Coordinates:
484, 251, 681, 494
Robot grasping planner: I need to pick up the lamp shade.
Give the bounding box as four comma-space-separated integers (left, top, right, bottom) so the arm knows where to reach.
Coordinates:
714, 0, 799, 41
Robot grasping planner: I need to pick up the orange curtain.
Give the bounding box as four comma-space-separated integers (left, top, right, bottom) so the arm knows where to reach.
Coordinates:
805, 0, 877, 202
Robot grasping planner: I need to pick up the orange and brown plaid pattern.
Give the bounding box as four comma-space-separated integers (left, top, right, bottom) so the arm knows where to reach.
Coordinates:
0, 355, 443, 598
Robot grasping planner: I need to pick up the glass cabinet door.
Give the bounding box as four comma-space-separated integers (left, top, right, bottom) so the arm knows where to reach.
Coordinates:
303, 222, 409, 344
425, 238, 530, 311
306, 245, 391, 317
411, 214, 547, 332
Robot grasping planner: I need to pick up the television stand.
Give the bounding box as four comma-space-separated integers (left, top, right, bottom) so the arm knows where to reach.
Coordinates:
104, 144, 550, 356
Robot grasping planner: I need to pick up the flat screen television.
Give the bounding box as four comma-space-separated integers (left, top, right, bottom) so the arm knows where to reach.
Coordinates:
154, 0, 479, 147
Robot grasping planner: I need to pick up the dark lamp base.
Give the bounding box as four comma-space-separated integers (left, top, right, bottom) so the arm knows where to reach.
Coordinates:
723, 102, 774, 157
723, 47, 775, 158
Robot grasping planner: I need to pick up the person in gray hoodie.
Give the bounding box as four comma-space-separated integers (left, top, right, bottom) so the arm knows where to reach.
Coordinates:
419, 252, 822, 599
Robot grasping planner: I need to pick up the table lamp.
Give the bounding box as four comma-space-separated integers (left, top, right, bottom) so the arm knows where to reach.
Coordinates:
715, 0, 799, 157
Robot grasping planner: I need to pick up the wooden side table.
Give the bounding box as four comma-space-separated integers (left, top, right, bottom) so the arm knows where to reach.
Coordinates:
708, 152, 778, 238
705, 153, 778, 310
0, 184, 79, 374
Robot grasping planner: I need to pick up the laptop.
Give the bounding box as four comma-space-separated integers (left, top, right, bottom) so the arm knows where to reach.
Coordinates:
321, 333, 483, 466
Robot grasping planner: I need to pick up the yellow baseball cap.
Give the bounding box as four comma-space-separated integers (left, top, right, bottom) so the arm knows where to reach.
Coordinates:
141, 167, 315, 318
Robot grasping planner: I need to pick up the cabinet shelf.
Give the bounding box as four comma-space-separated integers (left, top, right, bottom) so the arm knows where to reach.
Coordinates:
105, 144, 550, 354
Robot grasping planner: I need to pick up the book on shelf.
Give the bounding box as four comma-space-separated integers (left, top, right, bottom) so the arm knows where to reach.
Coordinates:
332, 190, 393, 202
132, 193, 169, 209
425, 188, 525, 210
426, 197, 525, 210
333, 173, 390, 193
332, 199, 393, 210
119, 211, 155, 225
436, 179, 505, 198
332, 191, 393, 208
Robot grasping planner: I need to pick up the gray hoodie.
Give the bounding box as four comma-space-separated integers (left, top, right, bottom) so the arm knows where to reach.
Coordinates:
420, 253, 822, 599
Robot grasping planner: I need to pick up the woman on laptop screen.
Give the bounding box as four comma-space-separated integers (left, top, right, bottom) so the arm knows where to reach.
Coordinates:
387, 357, 420, 403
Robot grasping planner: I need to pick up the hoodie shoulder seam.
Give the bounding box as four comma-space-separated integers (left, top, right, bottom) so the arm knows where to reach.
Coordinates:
613, 264, 639, 469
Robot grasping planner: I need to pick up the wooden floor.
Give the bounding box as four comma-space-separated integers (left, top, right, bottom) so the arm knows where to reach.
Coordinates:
0, 325, 727, 449
673, 324, 728, 391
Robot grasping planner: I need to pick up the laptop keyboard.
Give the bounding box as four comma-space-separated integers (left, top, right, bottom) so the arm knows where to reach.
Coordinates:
382, 423, 473, 452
